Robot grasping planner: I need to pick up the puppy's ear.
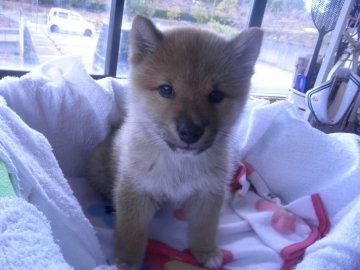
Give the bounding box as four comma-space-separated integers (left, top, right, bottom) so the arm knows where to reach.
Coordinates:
130, 15, 163, 63
227, 27, 263, 72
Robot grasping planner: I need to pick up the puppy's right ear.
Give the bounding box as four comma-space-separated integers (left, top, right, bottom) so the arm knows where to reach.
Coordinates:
130, 15, 163, 63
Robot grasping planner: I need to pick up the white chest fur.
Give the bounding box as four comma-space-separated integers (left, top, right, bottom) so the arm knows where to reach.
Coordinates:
116, 124, 230, 203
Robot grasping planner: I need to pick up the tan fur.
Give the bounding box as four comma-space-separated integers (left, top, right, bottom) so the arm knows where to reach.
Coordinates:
87, 15, 263, 270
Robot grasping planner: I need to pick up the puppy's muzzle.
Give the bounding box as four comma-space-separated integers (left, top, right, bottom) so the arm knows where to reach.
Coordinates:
177, 120, 204, 144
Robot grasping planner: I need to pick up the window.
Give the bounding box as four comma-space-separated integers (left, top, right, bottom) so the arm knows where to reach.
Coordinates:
252, 0, 316, 96
0, 0, 341, 97
0, 0, 111, 73
111, 0, 253, 77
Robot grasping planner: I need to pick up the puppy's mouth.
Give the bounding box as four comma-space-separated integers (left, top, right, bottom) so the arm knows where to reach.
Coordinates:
165, 141, 212, 155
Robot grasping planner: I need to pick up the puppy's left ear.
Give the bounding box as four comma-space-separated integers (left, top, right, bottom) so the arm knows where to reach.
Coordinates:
228, 27, 263, 71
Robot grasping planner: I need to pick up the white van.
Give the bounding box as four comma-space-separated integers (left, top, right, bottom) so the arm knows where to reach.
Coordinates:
47, 8, 95, 37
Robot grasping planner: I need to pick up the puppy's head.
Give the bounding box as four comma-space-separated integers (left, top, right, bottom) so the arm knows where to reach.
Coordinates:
128, 15, 263, 154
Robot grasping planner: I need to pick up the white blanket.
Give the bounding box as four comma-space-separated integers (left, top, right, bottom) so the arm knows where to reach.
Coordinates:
235, 101, 360, 269
0, 56, 116, 269
0, 56, 359, 270
0, 198, 73, 270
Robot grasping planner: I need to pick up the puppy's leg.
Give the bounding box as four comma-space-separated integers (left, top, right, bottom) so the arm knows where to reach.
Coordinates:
86, 133, 118, 198
185, 192, 224, 270
114, 180, 158, 270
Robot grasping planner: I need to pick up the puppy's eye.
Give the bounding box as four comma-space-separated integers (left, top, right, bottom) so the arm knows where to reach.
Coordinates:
208, 89, 225, 104
158, 84, 176, 99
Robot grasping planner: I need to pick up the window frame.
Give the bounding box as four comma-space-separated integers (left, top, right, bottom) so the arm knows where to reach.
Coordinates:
0, 0, 267, 79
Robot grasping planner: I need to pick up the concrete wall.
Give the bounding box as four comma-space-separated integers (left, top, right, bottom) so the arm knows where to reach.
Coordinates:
258, 39, 316, 73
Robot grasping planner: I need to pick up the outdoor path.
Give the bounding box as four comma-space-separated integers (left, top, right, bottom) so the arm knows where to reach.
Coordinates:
27, 22, 98, 68
27, 23, 61, 64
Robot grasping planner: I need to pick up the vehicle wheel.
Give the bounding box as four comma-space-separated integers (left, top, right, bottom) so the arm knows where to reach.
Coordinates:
84, 29, 92, 37
50, 25, 59, 33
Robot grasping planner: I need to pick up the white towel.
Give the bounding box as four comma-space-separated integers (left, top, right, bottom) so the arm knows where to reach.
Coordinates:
0, 56, 127, 178
1, 55, 360, 269
0, 198, 72, 270
239, 101, 360, 215
295, 193, 360, 270
236, 101, 360, 269
0, 92, 106, 268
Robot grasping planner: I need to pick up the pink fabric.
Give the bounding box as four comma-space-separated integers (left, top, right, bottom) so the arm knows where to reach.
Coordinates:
231, 162, 330, 270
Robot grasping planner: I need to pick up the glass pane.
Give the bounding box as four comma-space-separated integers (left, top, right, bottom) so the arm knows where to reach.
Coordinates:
252, 0, 319, 96
117, 0, 254, 77
58, 12, 69, 19
0, 0, 111, 74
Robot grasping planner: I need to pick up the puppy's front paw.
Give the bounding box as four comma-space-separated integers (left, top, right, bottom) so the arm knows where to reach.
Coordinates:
191, 248, 223, 270
116, 262, 142, 270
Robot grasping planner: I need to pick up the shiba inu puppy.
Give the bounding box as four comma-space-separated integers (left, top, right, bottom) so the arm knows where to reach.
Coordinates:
87, 15, 263, 270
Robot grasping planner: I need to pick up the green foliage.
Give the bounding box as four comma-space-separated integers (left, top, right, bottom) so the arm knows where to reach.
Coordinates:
167, 6, 181, 20
153, 9, 168, 19
268, 0, 305, 13
190, 4, 208, 23
215, 0, 237, 17
151, 9, 197, 22
38, 0, 65, 5
88, 2, 106, 11
125, 0, 165, 17
72, 0, 107, 10
206, 19, 239, 37
125, 0, 144, 16
38, 0, 56, 5
38, 0, 107, 11
69, 0, 85, 8
237, 0, 252, 4
178, 12, 197, 23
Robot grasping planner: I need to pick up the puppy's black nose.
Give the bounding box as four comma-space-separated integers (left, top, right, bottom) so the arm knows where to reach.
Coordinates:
177, 121, 204, 144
